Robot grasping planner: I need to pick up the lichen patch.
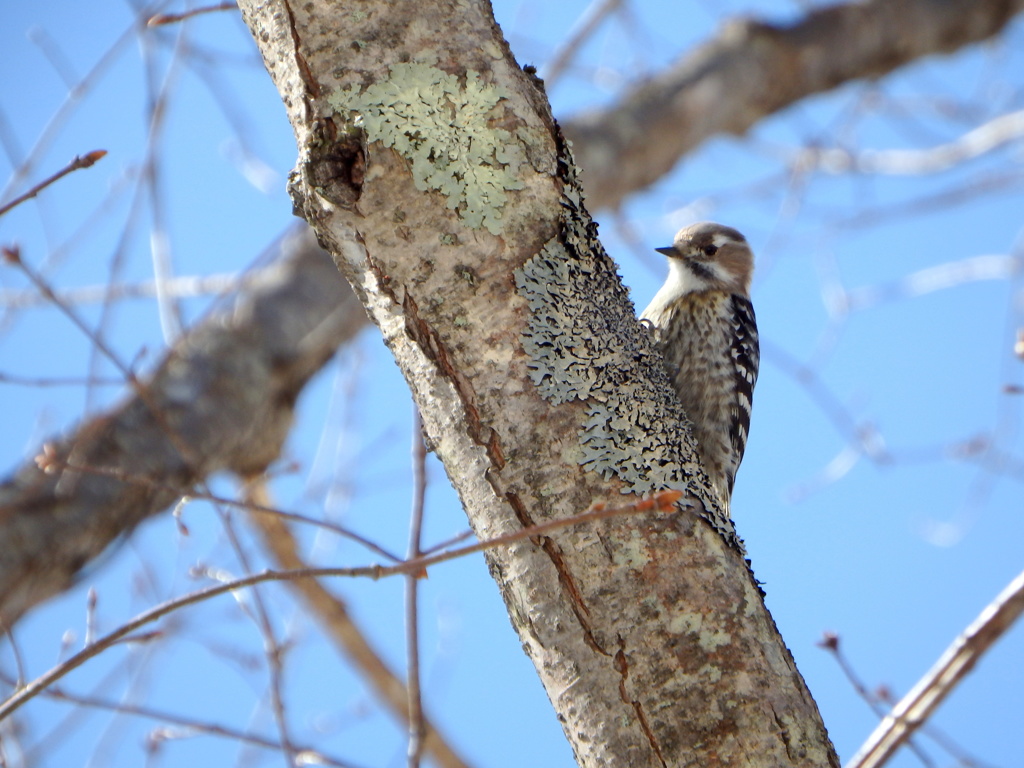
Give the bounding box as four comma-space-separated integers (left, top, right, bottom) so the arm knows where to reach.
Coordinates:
329, 63, 524, 235
513, 138, 743, 551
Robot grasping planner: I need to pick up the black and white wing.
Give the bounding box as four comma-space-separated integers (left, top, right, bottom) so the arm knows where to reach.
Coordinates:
726, 294, 759, 493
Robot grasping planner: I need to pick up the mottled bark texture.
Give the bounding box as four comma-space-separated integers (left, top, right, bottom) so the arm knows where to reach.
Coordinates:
235, 1, 837, 766
0, 228, 359, 627
565, 0, 1024, 210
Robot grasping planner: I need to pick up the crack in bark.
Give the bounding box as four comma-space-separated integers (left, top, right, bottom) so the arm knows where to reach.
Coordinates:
615, 645, 668, 767
399, 290, 504, 469
772, 705, 797, 763
504, 490, 607, 656
280, 0, 320, 102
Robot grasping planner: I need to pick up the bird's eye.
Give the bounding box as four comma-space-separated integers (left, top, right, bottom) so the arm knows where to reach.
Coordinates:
702, 244, 718, 257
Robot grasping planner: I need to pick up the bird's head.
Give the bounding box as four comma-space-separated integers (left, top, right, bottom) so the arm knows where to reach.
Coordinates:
656, 222, 753, 296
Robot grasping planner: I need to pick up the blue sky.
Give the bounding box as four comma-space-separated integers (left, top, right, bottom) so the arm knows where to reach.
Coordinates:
1, 1, 1023, 767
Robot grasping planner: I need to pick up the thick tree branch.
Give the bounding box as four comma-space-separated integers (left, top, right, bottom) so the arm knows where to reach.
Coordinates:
235, 0, 837, 765
0, 227, 360, 627
565, 0, 1024, 210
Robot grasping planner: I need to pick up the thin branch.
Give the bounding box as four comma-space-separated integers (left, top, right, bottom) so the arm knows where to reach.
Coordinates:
0, 490, 682, 722
136, 11, 188, 342
0, 371, 124, 388
796, 109, 1024, 175
873, 687, 1001, 768
215, 507, 298, 767
848, 567, 1024, 768
194, 489, 404, 562
0, 227, 364, 628
762, 339, 889, 463
833, 168, 1024, 229
0, 2, 150, 205
817, 633, 935, 768
0, 151, 106, 218
405, 408, 428, 768
0, 272, 248, 310
243, 481, 473, 768
3, 245, 202, 470
17, 456, 404, 562
0, 677, 355, 768
26, 26, 79, 88
839, 254, 1021, 313
543, 0, 623, 87
2, 246, 133, 381
148, 3, 238, 27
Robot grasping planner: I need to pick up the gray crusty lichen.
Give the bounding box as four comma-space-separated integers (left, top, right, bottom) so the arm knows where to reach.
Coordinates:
329, 62, 524, 235
514, 143, 743, 552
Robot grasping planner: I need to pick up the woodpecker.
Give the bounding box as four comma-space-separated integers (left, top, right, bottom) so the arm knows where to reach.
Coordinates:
640, 222, 760, 507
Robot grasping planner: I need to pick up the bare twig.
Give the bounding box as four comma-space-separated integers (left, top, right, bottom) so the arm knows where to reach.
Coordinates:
762, 339, 889, 462
243, 481, 473, 768
0, 272, 248, 310
848, 567, 1024, 768
3, 245, 201, 470
873, 687, 1000, 768
194, 489, 404, 562
16, 455, 404, 561
405, 409, 428, 768
27, 26, 80, 88
148, 3, 238, 27
215, 506, 298, 767
834, 169, 1024, 229
0, 676, 353, 767
0, 151, 106, 218
136, 12, 188, 342
839, 254, 1021, 312
2, 246, 134, 381
0, 371, 124, 388
564, 0, 1024, 210
817, 633, 935, 768
0, 227, 362, 628
0, 490, 682, 722
543, 0, 623, 86
796, 109, 1024, 176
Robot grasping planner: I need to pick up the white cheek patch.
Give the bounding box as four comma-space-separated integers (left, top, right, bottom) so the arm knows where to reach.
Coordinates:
673, 258, 711, 292
707, 259, 735, 285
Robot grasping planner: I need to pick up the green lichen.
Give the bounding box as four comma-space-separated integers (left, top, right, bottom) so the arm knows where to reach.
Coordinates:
329, 63, 523, 235
515, 246, 700, 496
513, 139, 744, 552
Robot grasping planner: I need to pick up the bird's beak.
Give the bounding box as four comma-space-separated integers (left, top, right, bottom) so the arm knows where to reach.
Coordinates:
655, 246, 677, 257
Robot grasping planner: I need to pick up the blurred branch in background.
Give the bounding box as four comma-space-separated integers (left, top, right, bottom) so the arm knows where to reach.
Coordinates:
564, 0, 1024, 210
0, 150, 107, 218
244, 478, 472, 768
0, 227, 365, 628
847, 567, 1024, 768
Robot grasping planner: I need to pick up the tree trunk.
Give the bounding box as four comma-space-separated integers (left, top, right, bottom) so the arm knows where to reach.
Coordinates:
236, 1, 838, 765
